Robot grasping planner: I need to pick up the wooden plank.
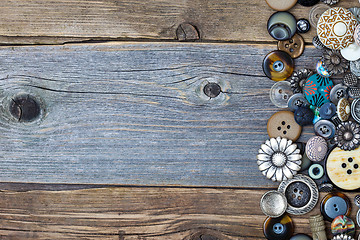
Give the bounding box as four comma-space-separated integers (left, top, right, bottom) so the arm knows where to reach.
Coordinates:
0, 0, 357, 44
0, 185, 358, 239
0, 42, 322, 186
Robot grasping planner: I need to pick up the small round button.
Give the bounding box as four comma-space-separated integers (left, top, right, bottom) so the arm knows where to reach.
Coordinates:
297, 19, 311, 34
308, 163, 324, 180
268, 12, 297, 41
298, 0, 320, 7
278, 34, 305, 59
320, 192, 351, 221
263, 50, 294, 81
343, 72, 358, 87
288, 93, 309, 111
305, 136, 328, 162
260, 190, 287, 218
265, 0, 297, 11
294, 106, 314, 126
341, 43, 360, 61
319, 102, 336, 119
263, 215, 294, 240
270, 81, 293, 108
331, 215, 356, 236
337, 98, 351, 122
267, 111, 302, 141
304, 74, 334, 108
290, 234, 312, 240
316, 59, 332, 78
348, 87, 360, 98
314, 119, 336, 139
330, 84, 348, 105
309, 4, 330, 28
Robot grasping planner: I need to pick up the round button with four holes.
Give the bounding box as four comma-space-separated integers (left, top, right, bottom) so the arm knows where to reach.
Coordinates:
278, 34, 305, 59
267, 111, 302, 141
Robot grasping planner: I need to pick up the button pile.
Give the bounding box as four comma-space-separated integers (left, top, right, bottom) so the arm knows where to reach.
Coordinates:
260, 1, 360, 239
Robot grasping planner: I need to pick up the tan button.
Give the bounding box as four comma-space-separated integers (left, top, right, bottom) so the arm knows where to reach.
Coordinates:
278, 34, 305, 59
326, 147, 360, 190
267, 111, 302, 141
337, 98, 351, 122
265, 0, 297, 11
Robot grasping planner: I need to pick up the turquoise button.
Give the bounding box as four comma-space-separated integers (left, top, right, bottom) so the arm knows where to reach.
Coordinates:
303, 74, 334, 107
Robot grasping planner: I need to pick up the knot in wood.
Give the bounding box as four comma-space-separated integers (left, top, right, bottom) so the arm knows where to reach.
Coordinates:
203, 82, 221, 98
176, 23, 200, 41
10, 95, 41, 122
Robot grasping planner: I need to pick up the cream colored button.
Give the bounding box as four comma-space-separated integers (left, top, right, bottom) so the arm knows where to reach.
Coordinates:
265, 0, 297, 11
340, 43, 360, 61
327, 147, 360, 190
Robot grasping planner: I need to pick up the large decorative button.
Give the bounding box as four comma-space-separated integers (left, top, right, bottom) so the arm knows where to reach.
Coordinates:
260, 190, 287, 218
319, 102, 336, 119
337, 98, 350, 122
330, 84, 348, 105
294, 107, 314, 126
290, 234, 312, 240
278, 174, 319, 215
257, 137, 302, 182
305, 136, 328, 162
290, 69, 313, 94
303, 74, 333, 107
263, 50, 294, 81
320, 192, 351, 221
263, 215, 294, 240
314, 119, 336, 139
298, 0, 319, 6
317, 7, 357, 50
327, 147, 360, 190
267, 111, 302, 141
341, 43, 360, 61
288, 93, 309, 111
278, 34, 305, 59
351, 98, 360, 124
334, 121, 360, 151
331, 215, 356, 236
270, 81, 293, 108
309, 4, 331, 28
265, 0, 297, 11
322, 49, 349, 76
268, 12, 297, 41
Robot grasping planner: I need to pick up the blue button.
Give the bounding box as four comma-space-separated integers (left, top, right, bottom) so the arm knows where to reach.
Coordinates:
290, 233, 312, 240
273, 60, 284, 72
273, 223, 284, 234
319, 102, 336, 119
323, 196, 349, 220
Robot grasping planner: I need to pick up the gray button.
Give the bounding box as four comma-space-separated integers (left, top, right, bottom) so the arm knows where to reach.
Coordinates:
354, 195, 360, 208
330, 84, 348, 104
351, 98, 360, 124
314, 119, 335, 139
350, 59, 360, 77
260, 190, 287, 218
288, 93, 308, 111
343, 72, 358, 87
323, 196, 349, 220
349, 87, 360, 98
357, 209, 360, 228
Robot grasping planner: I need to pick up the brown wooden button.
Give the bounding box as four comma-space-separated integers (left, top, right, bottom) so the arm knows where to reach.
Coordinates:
278, 34, 305, 59
265, 0, 297, 11
267, 111, 302, 141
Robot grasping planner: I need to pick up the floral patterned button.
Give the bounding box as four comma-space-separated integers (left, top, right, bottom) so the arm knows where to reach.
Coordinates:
303, 74, 334, 107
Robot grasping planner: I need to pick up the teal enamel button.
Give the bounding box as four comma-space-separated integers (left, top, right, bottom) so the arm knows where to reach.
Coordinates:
303, 74, 334, 107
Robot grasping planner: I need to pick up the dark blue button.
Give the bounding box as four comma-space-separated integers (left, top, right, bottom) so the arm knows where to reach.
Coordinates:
319, 102, 336, 119
294, 106, 314, 126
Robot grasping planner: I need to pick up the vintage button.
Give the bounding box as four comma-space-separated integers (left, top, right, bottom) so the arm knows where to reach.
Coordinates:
317, 7, 357, 50
263, 215, 294, 240
265, 0, 297, 11
257, 137, 302, 182
335, 121, 360, 151
294, 107, 314, 126
297, 19, 311, 34
320, 0, 339, 5
354, 25, 360, 46
331, 215, 356, 236
290, 69, 313, 94
318, 182, 334, 192
348, 87, 360, 98
263, 50, 294, 81
298, 0, 319, 6
260, 190, 287, 218
308, 163, 324, 180
319, 102, 336, 119
314, 119, 336, 139
267, 111, 302, 141
322, 49, 349, 76
351, 98, 360, 124
313, 36, 327, 50
305, 136, 328, 162
316, 59, 332, 78
349, 8, 360, 23
350, 59, 360, 77
278, 174, 319, 215
337, 98, 351, 122
288, 93, 309, 111
343, 72, 358, 87
309, 4, 331, 28
341, 43, 360, 61
278, 34, 305, 59
290, 234, 312, 240
320, 192, 351, 221
327, 147, 360, 190
303, 74, 333, 107
268, 12, 297, 41
330, 84, 348, 105
270, 81, 293, 108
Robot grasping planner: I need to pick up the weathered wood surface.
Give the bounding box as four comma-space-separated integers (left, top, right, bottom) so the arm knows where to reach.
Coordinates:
0, 0, 356, 44
0, 185, 358, 240
0, 42, 321, 186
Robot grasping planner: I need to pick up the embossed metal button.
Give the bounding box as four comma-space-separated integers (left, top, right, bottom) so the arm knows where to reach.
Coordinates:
349, 7, 360, 23
337, 98, 351, 122
313, 36, 326, 50
331, 215, 355, 237
290, 69, 313, 94
320, 192, 351, 221
278, 34, 305, 59
268, 12, 297, 41
305, 136, 328, 162
270, 81, 293, 108
278, 174, 319, 215
330, 84, 348, 105
288, 93, 309, 111
263, 215, 294, 240
308, 163, 324, 180
267, 111, 302, 141
314, 119, 335, 139
265, 0, 297, 11
343, 72, 358, 87
260, 190, 287, 218
348, 87, 360, 98
319, 102, 336, 119
263, 50, 294, 81
309, 4, 330, 28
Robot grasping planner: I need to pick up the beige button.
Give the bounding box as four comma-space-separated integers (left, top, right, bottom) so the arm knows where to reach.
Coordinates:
267, 111, 302, 141
265, 0, 297, 11
278, 34, 305, 59
327, 147, 360, 190
337, 98, 351, 121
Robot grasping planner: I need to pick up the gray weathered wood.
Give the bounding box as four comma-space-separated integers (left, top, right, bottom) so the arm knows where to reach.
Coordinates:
0, 42, 321, 186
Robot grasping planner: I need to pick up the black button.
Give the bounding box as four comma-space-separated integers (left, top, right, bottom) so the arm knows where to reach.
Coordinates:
297, 19, 311, 33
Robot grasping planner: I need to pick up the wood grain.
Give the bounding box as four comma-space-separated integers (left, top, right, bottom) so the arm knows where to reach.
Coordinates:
0, 185, 358, 239
0, 0, 357, 44
0, 42, 322, 186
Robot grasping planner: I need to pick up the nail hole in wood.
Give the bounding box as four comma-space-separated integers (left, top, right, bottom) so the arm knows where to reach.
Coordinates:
203, 82, 222, 98
10, 94, 41, 122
